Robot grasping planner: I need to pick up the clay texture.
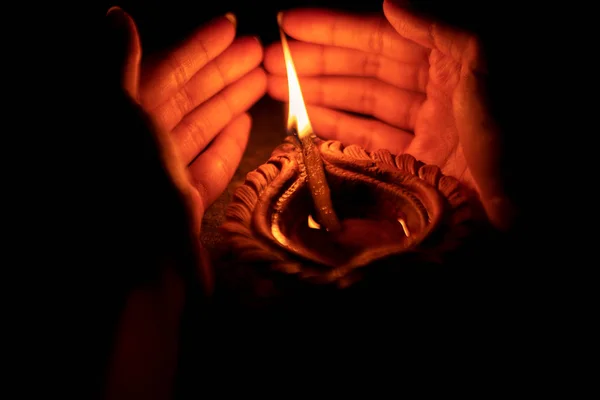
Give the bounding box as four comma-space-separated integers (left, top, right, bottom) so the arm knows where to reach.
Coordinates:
220, 136, 484, 288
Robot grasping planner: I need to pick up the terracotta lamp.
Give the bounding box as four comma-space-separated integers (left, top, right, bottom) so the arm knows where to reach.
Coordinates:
219, 19, 490, 306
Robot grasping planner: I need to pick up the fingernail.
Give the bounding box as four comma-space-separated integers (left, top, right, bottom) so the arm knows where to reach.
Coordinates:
105, 5, 131, 88
277, 11, 284, 27
253, 36, 262, 46
384, 0, 412, 11
106, 5, 123, 17
106, 6, 129, 31
388, 0, 411, 6
225, 12, 237, 28
106, 6, 129, 37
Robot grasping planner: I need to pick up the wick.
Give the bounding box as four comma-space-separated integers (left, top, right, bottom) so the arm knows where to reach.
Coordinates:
291, 130, 341, 233
280, 15, 340, 233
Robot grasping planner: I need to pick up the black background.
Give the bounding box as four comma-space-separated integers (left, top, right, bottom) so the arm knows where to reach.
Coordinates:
79, 1, 558, 395
98, 0, 551, 393
9, 1, 571, 396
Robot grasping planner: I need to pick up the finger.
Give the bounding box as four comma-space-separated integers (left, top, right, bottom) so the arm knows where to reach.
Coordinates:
383, 0, 485, 72
173, 67, 266, 165
264, 41, 428, 92
140, 13, 237, 110
306, 105, 413, 154
151, 36, 263, 131
267, 75, 424, 131
105, 6, 141, 99
188, 113, 252, 211
279, 9, 428, 63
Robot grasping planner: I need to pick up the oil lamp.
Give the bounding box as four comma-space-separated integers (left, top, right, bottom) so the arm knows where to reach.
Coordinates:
218, 17, 489, 306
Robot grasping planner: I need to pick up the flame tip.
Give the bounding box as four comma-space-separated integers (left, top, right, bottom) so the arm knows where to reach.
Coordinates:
280, 18, 312, 139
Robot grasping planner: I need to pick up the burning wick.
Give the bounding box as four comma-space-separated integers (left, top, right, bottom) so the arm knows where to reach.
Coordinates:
278, 12, 341, 233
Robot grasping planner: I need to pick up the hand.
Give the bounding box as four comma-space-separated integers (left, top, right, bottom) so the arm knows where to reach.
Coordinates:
264, 0, 513, 230
109, 7, 267, 277
138, 12, 266, 217
103, 8, 265, 399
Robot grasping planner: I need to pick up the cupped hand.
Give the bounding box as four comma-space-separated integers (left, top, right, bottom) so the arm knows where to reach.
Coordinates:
107, 6, 267, 285
264, 0, 512, 230
138, 12, 267, 215
103, 9, 266, 398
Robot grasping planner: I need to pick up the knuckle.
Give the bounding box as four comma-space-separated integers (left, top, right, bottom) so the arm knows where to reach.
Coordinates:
167, 53, 190, 89
180, 118, 207, 157
316, 80, 326, 106
172, 86, 194, 119
216, 93, 235, 120
193, 178, 211, 210
362, 52, 382, 78
212, 58, 228, 88
359, 79, 377, 115
319, 44, 327, 75
214, 153, 233, 181
192, 35, 211, 65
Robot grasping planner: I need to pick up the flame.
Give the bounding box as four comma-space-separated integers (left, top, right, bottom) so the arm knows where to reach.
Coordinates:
308, 215, 321, 229
279, 14, 312, 138
397, 218, 411, 237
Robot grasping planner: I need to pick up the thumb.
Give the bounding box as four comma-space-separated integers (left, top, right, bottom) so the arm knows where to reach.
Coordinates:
454, 65, 515, 231
105, 6, 141, 100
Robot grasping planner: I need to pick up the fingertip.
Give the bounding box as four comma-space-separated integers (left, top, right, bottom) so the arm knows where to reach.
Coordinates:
252, 36, 265, 61
252, 35, 263, 49
274, 8, 313, 37
383, 0, 411, 12
106, 5, 123, 16
382, 0, 399, 19
105, 4, 141, 98
254, 66, 268, 92
232, 36, 264, 63
224, 12, 237, 29
205, 13, 236, 44
105, 5, 137, 33
383, 0, 414, 27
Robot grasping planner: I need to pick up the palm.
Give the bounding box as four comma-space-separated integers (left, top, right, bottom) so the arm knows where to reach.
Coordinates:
135, 14, 266, 217
407, 53, 472, 187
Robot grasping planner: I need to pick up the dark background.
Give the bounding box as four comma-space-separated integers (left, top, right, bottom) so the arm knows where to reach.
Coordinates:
98, 0, 552, 393
92, 0, 557, 395
11, 1, 568, 396
105, 0, 529, 52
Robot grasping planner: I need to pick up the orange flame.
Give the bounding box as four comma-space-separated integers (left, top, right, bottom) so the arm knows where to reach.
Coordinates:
279, 13, 312, 139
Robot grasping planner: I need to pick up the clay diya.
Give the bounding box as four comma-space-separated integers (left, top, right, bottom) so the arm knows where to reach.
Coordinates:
218, 21, 488, 301
220, 134, 484, 288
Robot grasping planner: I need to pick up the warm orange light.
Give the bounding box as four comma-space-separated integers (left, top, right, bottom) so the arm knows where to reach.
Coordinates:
279, 15, 313, 139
